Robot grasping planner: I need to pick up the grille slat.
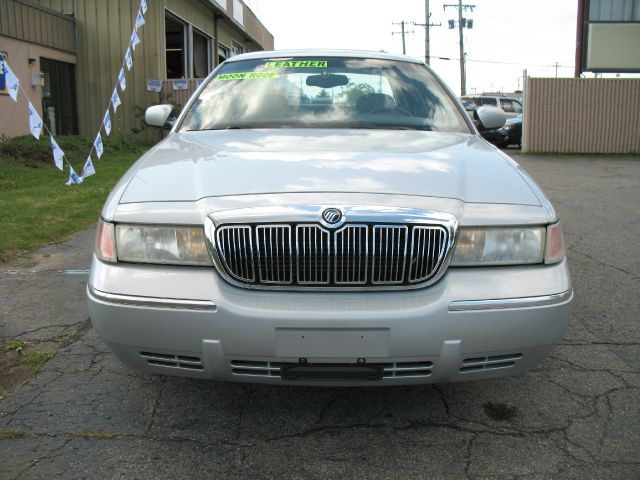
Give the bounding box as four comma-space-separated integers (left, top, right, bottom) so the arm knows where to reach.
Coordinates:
216, 222, 448, 288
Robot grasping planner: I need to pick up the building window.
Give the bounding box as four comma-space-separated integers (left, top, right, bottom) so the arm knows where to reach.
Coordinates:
231, 41, 244, 57
193, 29, 211, 78
218, 43, 230, 64
233, 0, 244, 25
165, 14, 187, 78
212, 0, 226, 10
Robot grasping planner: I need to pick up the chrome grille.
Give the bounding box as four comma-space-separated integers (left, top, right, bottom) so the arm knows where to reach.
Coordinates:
216, 226, 254, 282
213, 222, 450, 289
256, 225, 292, 284
372, 225, 408, 284
297, 225, 330, 284
408, 226, 447, 283
335, 225, 368, 284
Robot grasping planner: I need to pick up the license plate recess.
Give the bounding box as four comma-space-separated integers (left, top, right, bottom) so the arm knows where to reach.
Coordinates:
281, 363, 382, 381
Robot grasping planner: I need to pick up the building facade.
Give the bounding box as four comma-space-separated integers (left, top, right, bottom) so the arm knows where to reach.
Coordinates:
0, 0, 273, 138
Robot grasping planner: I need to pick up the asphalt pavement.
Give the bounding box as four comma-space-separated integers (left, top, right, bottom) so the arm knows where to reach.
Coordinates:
1, 153, 639, 479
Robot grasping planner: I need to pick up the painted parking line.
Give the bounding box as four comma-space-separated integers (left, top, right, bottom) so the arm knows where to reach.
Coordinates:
3, 269, 90, 276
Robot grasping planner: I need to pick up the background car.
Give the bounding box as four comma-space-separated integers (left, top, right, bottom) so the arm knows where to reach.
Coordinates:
462, 95, 523, 119
500, 114, 523, 148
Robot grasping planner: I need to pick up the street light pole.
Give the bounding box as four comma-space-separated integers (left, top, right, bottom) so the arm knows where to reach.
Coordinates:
457, 0, 466, 95
444, 2, 474, 96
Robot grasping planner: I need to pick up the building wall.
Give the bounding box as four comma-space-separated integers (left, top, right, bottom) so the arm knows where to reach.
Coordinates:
523, 78, 640, 153
0, 0, 75, 54
8, 0, 273, 140
70, 0, 164, 139
0, 37, 76, 138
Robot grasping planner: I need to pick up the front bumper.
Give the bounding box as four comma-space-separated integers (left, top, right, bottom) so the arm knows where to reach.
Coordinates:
87, 256, 572, 386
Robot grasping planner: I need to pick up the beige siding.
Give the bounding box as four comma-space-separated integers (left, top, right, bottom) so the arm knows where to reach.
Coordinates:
6, 0, 272, 139
242, 5, 273, 50
73, 0, 164, 138
30, 0, 75, 15
165, 0, 216, 37
523, 78, 640, 153
0, 0, 75, 54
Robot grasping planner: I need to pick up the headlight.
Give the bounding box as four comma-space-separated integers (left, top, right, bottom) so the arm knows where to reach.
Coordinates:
114, 224, 212, 266
451, 227, 545, 266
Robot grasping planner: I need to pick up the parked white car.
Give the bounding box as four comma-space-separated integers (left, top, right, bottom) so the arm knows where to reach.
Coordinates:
88, 50, 571, 385
461, 95, 523, 119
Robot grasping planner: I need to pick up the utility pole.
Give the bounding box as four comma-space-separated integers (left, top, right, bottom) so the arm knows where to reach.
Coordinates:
412, 1, 442, 65
392, 21, 414, 55
444, 1, 475, 96
553, 62, 560, 78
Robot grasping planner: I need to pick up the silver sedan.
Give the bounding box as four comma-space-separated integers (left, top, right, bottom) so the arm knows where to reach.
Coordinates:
87, 50, 572, 385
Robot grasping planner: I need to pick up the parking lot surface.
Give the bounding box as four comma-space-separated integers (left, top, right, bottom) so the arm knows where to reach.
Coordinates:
1, 154, 639, 479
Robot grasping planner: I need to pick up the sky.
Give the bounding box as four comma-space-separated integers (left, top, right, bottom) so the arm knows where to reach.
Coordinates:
248, 0, 579, 96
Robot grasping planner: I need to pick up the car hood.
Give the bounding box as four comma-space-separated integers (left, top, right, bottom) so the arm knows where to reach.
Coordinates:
119, 129, 540, 206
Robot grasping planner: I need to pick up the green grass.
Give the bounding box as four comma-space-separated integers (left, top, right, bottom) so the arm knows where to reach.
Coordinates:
26, 351, 57, 372
0, 135, 151, 262
4, 340, 26, 354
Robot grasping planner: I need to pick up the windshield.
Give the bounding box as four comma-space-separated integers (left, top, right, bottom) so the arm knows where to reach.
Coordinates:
179, 57, 471, 133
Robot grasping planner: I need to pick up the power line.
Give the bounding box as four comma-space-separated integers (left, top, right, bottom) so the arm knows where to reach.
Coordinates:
430, 54, 574, 69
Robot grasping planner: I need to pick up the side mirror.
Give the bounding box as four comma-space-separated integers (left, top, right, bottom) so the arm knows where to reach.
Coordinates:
145, 104, 176, 129
475, 106, 506, 130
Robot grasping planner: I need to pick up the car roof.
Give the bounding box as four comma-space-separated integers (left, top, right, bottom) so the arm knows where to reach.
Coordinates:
462, 95, 521, 101
226, 49, 425, 65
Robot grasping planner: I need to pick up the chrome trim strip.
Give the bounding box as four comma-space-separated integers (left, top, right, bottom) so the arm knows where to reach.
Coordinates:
448, 289, 573, 311
87, 286, 217, 311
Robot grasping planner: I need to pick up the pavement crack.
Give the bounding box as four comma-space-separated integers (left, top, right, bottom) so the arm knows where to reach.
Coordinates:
568, 246, 640, 281
432, 385, 451, 417
145, 376, 166, 436
317, 394, 340, 426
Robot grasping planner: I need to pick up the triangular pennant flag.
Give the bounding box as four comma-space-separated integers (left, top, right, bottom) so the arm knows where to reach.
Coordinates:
94, 132, 104, 159
82, 156, 96, 179
103, 110, 112, 136
111, 88, 121, 113
50, 136, 64, 171
131, 30, 141, 51
65, 164, 83, 186
2, 60, 20, 102
125, 47, 133, 71
118, 68, 126, 91
141, 0, 148, 14
28, 101, 43, 140
135, 10, 145, 29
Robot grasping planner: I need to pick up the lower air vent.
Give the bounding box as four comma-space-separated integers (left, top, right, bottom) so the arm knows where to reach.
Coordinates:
230, 360, 434, 380
382, 361, 433, 378
230, 360, 283, 377
459, 353, 522, 373
140, 351, 204, 371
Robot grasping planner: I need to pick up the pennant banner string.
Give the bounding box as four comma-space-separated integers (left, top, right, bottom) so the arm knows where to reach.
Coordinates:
11, 74, 72, 170
0, 0, 148, 185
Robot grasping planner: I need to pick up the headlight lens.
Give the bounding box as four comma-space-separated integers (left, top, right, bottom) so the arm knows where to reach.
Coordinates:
115, 224, 212, 266
451, 227, 545, 266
